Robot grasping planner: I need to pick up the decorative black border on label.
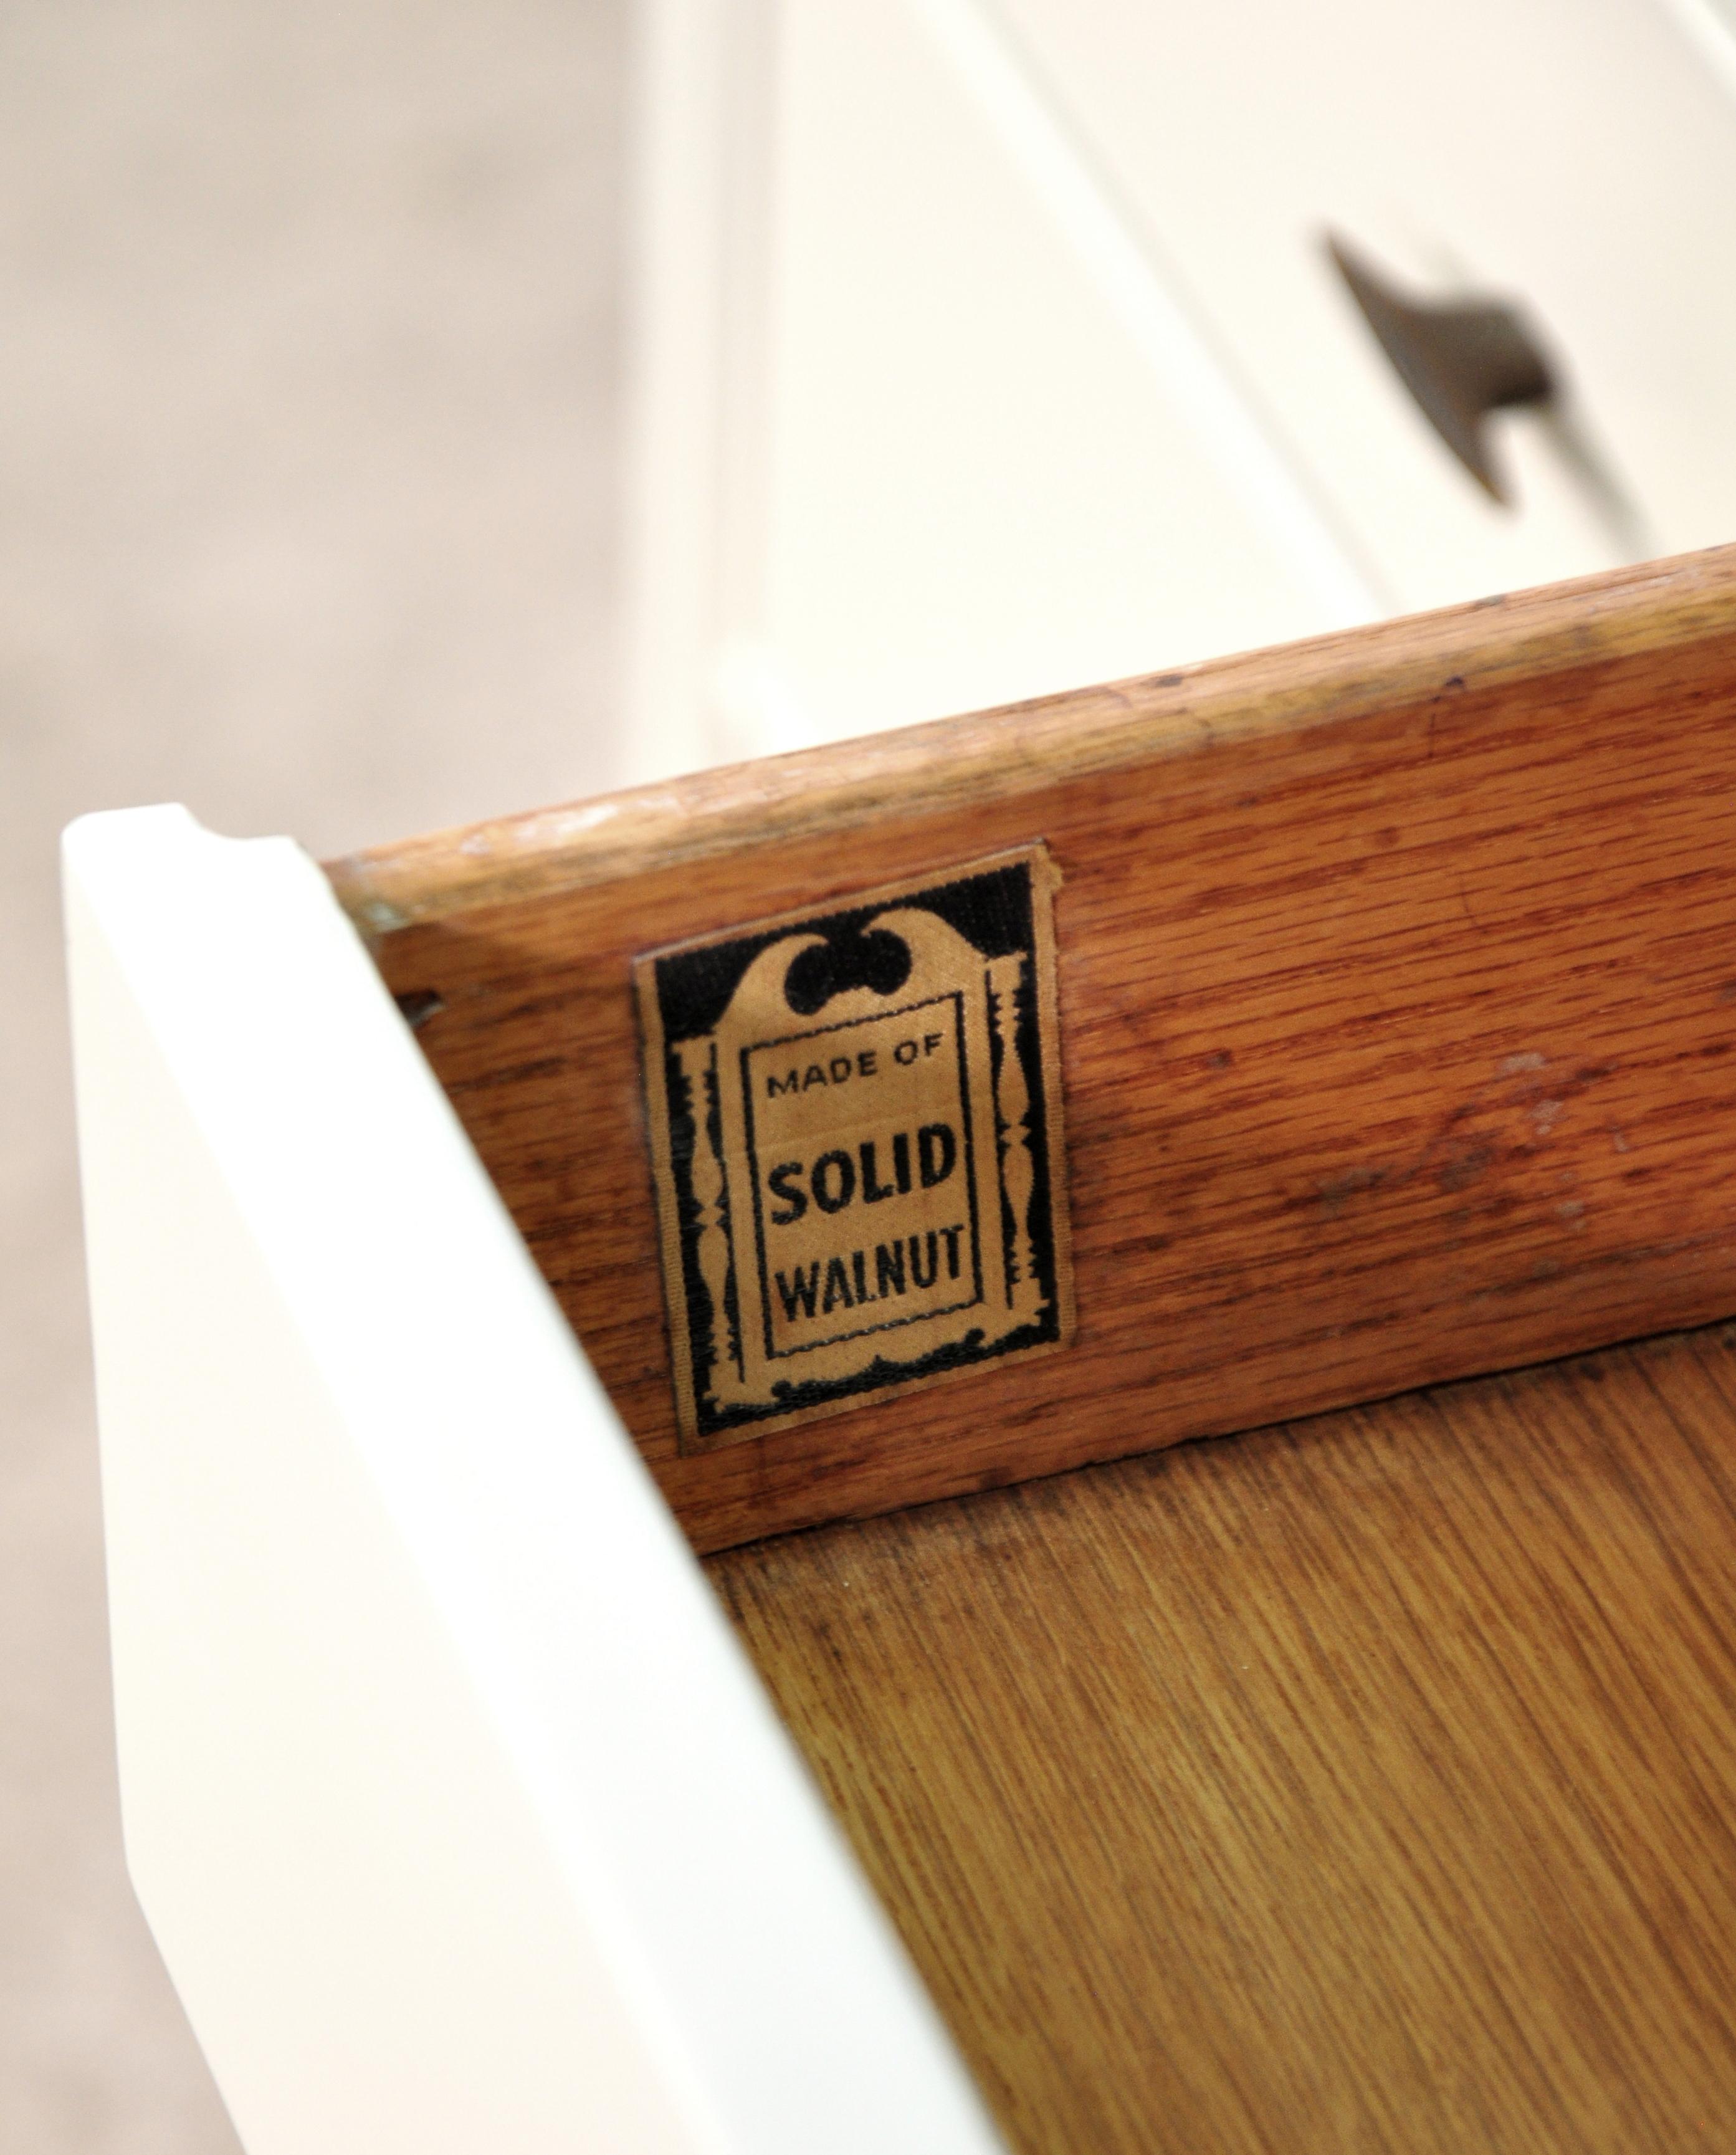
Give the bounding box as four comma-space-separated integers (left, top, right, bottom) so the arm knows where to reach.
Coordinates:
636, 846, 1072, 1450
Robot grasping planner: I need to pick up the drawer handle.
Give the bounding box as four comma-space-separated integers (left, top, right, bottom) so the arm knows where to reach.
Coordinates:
1326, 231, 1553, 503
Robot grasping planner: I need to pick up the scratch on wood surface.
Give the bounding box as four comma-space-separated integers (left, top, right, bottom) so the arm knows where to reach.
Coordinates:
1317, 1165, 1390, 1216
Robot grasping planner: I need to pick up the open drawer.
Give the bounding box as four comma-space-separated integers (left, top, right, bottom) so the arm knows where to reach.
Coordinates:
67, 545, 1736, 2152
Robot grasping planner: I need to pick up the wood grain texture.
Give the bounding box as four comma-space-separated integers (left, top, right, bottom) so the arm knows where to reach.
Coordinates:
708, 1323, 1736, 2155
326, 545, 1736, 1551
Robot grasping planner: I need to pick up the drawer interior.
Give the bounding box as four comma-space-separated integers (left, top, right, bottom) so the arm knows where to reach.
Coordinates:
319, 546, 1736, 2146
710, 1323, 1736, 2155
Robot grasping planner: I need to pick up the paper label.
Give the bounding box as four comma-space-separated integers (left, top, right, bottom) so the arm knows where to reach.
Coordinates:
636, 846, 1074, 1449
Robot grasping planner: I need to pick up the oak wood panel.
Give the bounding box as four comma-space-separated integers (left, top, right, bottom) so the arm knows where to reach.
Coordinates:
326, 546, 1736, 1551
708, 1324, 1736, 2155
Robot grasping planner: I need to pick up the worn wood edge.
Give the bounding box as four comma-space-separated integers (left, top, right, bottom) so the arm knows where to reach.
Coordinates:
323, 545, 1736, 935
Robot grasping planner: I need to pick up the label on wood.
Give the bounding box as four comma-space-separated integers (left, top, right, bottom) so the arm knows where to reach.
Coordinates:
636, 847, 1074, 1449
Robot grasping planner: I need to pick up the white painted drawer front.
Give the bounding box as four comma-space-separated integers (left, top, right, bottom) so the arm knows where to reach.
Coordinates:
629, 0, 1736, 772
994, 0, 1736, 613
750, 0, 1375, 753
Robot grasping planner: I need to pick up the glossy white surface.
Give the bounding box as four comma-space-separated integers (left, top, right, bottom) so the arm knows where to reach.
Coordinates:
629, 0, 1736, 770
993, 0, 1736, 605
756, 0, 1376, 749
65, 804, 1004, 2155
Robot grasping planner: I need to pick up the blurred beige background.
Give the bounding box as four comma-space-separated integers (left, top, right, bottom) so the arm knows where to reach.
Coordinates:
1, 4, 630, 2145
